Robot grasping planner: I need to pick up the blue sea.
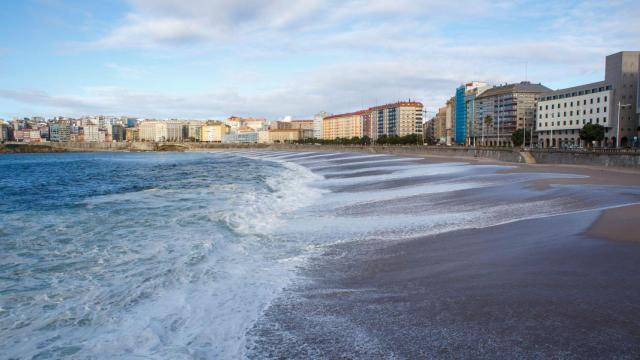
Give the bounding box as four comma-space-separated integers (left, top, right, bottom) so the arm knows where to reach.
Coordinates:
2, 151, 639, 359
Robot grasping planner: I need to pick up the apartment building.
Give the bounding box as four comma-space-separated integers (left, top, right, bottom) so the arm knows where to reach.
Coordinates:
313, 112, 331, 139
322, 111, 365, 140
83, 124, 102, 143
201, 122, 230, 142
475, 81, 550, 146
139, 121, 167, 142
370, 101, 423, 140
48, 123, 71, 142
455, 82, 490, 145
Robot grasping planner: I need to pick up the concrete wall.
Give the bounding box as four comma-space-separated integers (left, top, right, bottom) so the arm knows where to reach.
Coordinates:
530, 150, 640, 168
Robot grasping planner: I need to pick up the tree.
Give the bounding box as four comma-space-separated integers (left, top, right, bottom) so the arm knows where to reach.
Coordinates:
579, 123, 605, 147
484, 115, 493, 127
511, 128, 525, 147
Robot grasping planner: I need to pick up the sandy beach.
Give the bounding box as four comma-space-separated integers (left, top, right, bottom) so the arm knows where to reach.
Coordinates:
242, 150, 640, 359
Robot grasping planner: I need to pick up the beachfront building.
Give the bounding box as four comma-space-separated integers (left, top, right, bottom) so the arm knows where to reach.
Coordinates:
370, 101, 423, 140
183, 121, 202, 142
139, 121, 168, 142
536, 51, 640, 148
433, 106, 447, 143
201, 122, 230, 142
165, 121, 184, 142
454, 82, 490, 145
83, 124, 102, 142
223, 131, 259, 144
268, 129, 304, 143
125, 127, 139, 142
322, 111, 365, 140
112, 124, 126, 142
48, 122, 71, 142
313, 112, 331, 139
475, 81, 550, 147
537, 82, 612, 148
0, 121, 9, 142
605, 51, 640, 147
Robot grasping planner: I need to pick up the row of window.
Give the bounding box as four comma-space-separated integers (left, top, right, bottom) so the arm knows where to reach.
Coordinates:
540, 107, 607, 119
539, 96, 608, 110
539, 85, 612, 101
539, 117, 605, 127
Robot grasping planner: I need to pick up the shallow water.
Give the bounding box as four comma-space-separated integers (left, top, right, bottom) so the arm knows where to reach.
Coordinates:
1, 151, 639, 359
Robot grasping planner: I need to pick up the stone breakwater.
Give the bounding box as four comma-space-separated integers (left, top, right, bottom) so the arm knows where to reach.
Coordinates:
2, 142, 640, 169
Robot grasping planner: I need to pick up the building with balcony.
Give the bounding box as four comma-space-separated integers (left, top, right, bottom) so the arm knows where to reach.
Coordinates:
322, 111, 366, 140
475, 81, 550, 147
370, 101, 423, 140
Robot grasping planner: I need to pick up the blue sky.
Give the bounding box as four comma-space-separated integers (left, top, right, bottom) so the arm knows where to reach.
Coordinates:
0, 0, 639, 120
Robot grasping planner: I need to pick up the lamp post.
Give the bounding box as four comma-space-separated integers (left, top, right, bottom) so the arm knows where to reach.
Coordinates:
616, 102, 631, 148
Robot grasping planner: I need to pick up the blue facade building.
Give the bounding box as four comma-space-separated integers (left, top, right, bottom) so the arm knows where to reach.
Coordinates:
455, 85, 466, 144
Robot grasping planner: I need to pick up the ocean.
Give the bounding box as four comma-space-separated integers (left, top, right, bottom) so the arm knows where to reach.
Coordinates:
1, 151, 639, 359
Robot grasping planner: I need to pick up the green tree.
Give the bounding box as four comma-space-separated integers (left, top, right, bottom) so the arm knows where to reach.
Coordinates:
484, 115, 493, 127
579, 123, 605, 147
511, 128, 525, 147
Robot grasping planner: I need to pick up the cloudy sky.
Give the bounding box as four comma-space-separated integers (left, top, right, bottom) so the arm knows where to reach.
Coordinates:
0, 0, 639, 120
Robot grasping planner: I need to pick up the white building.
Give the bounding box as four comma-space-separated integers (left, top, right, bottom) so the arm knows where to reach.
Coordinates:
537, 82, 612, 148
139, 121, 168, 142
83, 124, 102, 142
313, 111, 331, 139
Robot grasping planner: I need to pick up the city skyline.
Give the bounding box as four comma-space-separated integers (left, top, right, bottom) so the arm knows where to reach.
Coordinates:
1, 0, 639, 120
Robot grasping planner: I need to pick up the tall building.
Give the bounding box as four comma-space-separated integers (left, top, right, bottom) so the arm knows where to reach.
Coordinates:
475, 81, 550, 146
434, 106, 447, 143
536, 51, 640, 148
201, 122, 230, 142
322, 111, 366, 140
166, 121, 183, 142
83, 124, 102, 143
445, 97, 456, 145
370, 101, 423, 140
0, 121, 9, 142
112, 124, 126, 142
605, 51, 640, 146
139, 121, 168, 142
454, 82, 490, 145
313, 112, 331, 139
48, 123, 71, 142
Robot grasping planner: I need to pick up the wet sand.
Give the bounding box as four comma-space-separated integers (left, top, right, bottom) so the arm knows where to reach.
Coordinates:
244, 150, 640, 358
586, 204, 640, 243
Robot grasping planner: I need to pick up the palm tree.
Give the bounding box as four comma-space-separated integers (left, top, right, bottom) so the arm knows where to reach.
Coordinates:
482, 115, 492, 146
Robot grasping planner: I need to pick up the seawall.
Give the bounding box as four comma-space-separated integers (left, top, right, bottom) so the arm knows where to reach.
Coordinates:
2, 142, 640, 169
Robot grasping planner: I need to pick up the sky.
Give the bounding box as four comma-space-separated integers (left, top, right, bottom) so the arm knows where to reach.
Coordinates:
0, 0, 639, 120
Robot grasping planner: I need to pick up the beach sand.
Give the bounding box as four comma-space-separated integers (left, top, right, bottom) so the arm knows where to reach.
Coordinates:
245, 151, 640, 358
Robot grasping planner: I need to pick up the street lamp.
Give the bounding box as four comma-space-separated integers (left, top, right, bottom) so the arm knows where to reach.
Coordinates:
616, 102, 632, 148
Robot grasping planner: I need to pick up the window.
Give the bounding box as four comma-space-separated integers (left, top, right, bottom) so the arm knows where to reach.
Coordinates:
564, 102, 567, 108
590, 109, 593, 114
597, 97, 600, 103
604, 95, 608, 102
604, 106, 607, 112
545, 122, 548, 126
551, 104, 554, 109
570, 102, 573, 107
570, 120, 573, 125
590, 98, 593, 104
570, 111, 573, 116
582, 119, 586, 124
583, 100, 587, 105
597, 108, 600, 113
539, 106, 542, 111
545, 105, 548, 110
563, 121, 566, 125
583, 110, 586, 115
564, 112, 567, 116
